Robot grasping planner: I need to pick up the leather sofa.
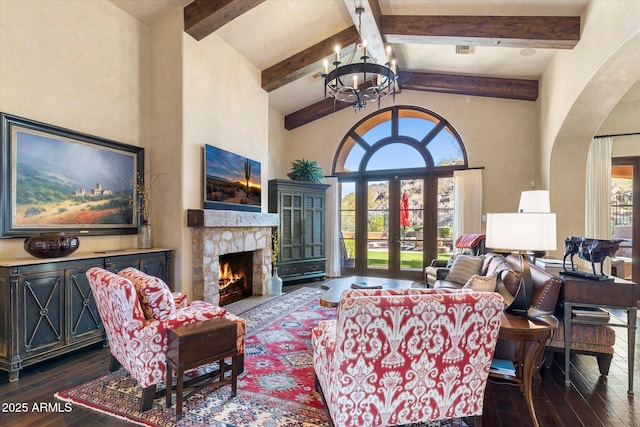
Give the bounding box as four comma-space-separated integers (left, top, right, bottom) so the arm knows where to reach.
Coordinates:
431, 253, 616, 378
433, 253, 563, 315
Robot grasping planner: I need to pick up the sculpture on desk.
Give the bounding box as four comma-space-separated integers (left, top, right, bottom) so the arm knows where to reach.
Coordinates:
562, 236, 621, 276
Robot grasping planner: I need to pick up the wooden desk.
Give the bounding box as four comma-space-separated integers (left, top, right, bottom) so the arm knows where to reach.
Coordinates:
166, 318, 239, 420
495, 313, 559, 427
550, 269, 637, 395
319, 276, 414, 307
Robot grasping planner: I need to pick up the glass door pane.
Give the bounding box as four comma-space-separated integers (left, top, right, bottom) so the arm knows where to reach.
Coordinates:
611, 164, 633, 280
400, 179, 424, 272
437, 177, 455, 261
339, 181, 356, 269
367, 180, 389, 270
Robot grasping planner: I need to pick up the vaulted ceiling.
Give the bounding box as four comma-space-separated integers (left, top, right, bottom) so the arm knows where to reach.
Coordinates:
111, 0, 638, 130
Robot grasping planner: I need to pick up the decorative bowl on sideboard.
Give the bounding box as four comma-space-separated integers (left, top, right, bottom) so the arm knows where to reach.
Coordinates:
24, 232, 80, 258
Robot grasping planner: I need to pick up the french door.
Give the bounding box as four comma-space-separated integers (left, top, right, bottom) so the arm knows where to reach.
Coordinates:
340, 173, 453, 281
611, 157, 639, 286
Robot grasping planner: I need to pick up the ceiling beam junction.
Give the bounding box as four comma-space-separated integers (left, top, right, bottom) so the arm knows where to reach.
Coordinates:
182, 5, 577, 128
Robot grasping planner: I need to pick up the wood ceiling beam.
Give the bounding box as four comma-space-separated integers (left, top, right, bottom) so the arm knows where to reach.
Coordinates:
184, 0, 266, 41
399, 71, 538, 101
285, 98, 353, 131
262, 26, 360, 93
285, 71, 538, 130
382, 15, 580, 49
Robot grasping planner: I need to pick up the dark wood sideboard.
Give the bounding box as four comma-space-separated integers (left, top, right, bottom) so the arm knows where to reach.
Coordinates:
0, 248, 173, 381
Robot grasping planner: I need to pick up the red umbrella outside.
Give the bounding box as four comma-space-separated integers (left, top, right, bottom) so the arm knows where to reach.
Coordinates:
401, 192, 410, 228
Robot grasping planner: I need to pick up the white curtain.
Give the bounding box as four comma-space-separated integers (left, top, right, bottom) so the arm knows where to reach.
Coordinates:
585, 137, 613, 271
322, 177, 341, 277
453, 169, 483, 245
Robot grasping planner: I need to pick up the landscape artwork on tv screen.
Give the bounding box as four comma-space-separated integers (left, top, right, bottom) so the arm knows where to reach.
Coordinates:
204, 144, 261, 212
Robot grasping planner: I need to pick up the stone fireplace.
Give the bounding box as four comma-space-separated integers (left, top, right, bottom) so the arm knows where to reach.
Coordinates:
188, 209, 279, 306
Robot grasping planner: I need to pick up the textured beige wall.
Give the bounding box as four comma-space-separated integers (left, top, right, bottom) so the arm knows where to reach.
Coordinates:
179, 26, 268, 297
612, 137, 640, 158
282, 90, 537, 216
149, 10, 184, 288
268, 107, 288, 179
602, 99, 640, 158
0, 0, 149, 258
538, 0, 640, 256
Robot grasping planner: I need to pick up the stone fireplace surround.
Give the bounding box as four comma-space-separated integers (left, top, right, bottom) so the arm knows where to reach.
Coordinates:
188, 209, 279, 306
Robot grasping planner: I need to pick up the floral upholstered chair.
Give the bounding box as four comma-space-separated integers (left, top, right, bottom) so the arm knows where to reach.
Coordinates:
312, 288, 504, 427
86, 267, 245, 411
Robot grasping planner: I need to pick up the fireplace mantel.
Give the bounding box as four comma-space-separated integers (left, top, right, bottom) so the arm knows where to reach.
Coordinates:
188, 209, 279, 305
187, 209, 279, 228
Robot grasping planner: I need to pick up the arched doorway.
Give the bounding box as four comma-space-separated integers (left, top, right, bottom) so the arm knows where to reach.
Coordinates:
332, 106, 468, 280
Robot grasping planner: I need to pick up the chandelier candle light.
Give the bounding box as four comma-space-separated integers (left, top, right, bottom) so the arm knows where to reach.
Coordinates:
322, 6, 397, 111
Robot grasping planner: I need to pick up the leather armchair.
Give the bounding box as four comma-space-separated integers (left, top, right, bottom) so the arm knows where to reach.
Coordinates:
87, 267, 246, 411
312, 288, 504, 427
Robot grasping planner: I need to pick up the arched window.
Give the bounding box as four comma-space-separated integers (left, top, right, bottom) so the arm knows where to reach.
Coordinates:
332, 106, 467, 280
333, 106, 467, 174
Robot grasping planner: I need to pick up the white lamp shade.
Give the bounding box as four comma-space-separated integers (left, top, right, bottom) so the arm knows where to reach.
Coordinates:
486, 212, 557, 252
518, 190, 550, 213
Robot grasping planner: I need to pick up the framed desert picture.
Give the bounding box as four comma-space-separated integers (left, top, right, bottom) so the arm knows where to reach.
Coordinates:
1, 113, 144, 237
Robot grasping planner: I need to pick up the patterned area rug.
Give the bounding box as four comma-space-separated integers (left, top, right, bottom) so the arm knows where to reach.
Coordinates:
55, 286, 466, 427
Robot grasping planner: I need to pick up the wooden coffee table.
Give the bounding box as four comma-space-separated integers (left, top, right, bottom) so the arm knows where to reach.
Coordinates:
319, 276, 415, 307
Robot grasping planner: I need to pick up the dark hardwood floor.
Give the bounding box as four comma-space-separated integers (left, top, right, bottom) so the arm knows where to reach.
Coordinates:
1, 282, 638, 427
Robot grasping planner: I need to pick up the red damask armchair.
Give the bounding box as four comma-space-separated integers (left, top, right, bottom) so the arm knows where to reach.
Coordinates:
87, 267, 245, 411
312, 288, 504, 427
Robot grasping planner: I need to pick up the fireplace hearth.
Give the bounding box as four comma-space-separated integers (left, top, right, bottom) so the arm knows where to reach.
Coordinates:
219, 251, 253, 306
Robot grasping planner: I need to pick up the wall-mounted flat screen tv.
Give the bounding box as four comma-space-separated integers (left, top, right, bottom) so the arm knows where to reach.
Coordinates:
204, 144, 261, 212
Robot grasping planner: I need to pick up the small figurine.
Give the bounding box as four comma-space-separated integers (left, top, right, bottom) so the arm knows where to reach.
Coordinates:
562, 236, 621, 276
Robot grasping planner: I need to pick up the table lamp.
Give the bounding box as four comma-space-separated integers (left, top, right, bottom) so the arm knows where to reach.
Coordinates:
486, 211, 557, 317
518, 190, 551, 213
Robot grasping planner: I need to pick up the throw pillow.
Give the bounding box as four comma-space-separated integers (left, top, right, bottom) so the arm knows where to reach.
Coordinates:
444, 254, 484, 284
462, 273, 498, 292
119, 267, 176, 320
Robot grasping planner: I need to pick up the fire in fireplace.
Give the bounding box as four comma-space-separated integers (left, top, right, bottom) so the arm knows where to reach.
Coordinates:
218, 251, 253, 306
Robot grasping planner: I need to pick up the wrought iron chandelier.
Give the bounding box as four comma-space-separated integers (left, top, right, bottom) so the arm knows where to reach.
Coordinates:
322, 6, 397, 111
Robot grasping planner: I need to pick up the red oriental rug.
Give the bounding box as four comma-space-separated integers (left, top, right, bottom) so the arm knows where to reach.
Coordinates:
55, 286, 466, 427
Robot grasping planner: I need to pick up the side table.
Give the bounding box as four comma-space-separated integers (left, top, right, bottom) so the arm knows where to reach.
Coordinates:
494, 312, 558, 427
556, 270, 637, 395
166, 318, 239, 420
